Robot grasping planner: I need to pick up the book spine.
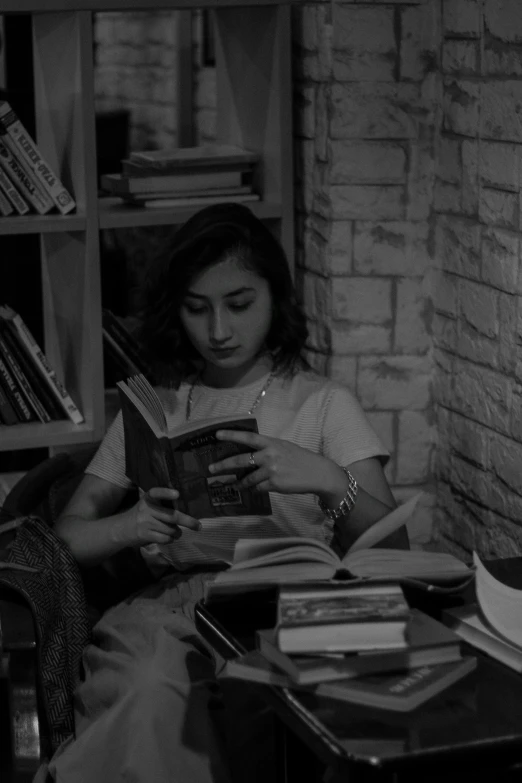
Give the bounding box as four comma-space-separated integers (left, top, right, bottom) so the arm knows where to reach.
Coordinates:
0, 179, 14, 215
0, 102, 75, 215
0, 378, 20, 424
0, 137, 53, 215
0, 306, 85, 424
0, 165, 30, 215
0, 351, 35, 422
0, 326, 51, 422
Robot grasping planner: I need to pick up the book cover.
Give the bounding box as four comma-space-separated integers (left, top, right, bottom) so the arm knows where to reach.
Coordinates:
101, 169, 245, 195
0, 349, 35, 422
128, 144, 259, 171
0, 101, 76, 215
0, 321, 63, 422
0, 137, 53, 215
135, 192, 260, 210
0, 178, 14, 215
220, 651, 477, 713
0, 305, 85, 425
444, 603, 522, 673
275, 583, 410, 654
257, 610, 463, 685
0, 324, 51, 423
118, 374, 272, 518
0, 165, 30, 215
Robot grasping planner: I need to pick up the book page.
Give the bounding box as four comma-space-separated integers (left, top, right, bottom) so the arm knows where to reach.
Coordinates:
346, 494, 421, 554
231, 537, 338, 569
474, 552, 522, 649
344, 548, 472, 581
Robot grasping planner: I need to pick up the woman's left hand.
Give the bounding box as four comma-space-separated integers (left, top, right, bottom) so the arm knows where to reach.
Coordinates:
209, 429, 344, 496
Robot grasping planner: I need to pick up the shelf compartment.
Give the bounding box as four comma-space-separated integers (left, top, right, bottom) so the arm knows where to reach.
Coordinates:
1, 1, 299, 13
98, 196, 283, 229
0, 213, 87, 236
0, 420, 101, 451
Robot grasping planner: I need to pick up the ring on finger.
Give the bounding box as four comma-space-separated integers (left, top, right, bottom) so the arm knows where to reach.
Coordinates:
248, 452, 256, 467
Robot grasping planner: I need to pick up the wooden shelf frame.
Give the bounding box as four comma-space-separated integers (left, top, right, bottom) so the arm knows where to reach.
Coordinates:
0, 1, 296, 452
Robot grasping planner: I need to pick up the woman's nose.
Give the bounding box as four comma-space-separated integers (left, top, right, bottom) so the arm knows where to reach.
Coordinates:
209, 310, 232, 343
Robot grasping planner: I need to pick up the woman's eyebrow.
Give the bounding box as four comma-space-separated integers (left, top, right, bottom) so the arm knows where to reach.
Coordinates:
184, 286, 256, 299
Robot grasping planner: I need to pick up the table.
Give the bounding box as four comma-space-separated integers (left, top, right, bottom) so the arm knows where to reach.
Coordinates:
195, 585, 522, 783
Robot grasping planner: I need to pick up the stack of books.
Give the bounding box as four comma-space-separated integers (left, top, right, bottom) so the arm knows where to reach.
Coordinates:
100, 143, 261, 209
220, 581, 477, 713
0, 101, 76, 217
0, 305, 84, 426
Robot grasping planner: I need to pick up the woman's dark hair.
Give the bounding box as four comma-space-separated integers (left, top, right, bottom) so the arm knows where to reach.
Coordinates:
139, 202, 309, 385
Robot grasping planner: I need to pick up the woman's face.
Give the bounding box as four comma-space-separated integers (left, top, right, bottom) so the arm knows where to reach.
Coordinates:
179, 256, 273, 383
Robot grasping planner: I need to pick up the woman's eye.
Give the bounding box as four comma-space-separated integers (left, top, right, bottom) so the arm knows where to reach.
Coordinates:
229, 301, 253, 312
184, 304, 206, 315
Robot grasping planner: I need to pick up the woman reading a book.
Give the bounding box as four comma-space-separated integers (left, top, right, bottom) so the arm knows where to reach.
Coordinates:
50, 202, 408, 783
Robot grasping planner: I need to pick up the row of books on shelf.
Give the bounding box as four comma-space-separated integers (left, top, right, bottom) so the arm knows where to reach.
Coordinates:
0, 305, 83, 426
0, 100, 75, 217
100, 143, 261, 209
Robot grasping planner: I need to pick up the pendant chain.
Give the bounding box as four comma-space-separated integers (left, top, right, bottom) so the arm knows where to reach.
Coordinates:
185, 371, 277, 421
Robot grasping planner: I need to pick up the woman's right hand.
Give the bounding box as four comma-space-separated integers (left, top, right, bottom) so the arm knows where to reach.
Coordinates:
123, 487, 202, 547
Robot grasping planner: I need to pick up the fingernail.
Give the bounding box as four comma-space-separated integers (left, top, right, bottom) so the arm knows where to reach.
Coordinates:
208, 464, 215, 473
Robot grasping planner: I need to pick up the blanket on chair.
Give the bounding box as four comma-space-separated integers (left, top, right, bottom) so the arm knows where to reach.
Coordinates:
0, 515, 91, 753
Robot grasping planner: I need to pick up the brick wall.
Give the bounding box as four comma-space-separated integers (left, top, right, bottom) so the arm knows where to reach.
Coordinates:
292, 1, 440, 548
432, 0, 522, 559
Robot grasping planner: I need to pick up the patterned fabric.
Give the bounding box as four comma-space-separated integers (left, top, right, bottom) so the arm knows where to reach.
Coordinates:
0, 515, 91, 753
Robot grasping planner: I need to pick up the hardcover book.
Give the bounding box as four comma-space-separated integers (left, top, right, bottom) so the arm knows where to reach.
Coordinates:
275, 582, 410, 653
220, 653, 477, 713
0, 137, 53, 214
128, 144, 259, 171
118, 374, 272, 518
257, 609, 463, 684
444, 603, 522, 673
101, 169, 245, 195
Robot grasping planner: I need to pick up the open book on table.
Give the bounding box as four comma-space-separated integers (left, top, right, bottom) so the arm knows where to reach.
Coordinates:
204, 495, 473, 596
117, 374, 271, 518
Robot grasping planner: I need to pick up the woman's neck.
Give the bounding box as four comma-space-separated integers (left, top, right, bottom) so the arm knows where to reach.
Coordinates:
200, 354, 274, 389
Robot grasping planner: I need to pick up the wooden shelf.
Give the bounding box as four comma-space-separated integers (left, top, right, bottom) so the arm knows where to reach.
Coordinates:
98, 197, 283, 230
0, 213, 87, 236
0, 1, 294, 453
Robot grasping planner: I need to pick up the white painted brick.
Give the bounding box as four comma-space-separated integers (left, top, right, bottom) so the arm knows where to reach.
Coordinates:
437, 137, 461, 184
442, 40, 478, 75
332, 278, 392, 323
330, 141, 406, 185
395, 279, 432, 354
498, 292, 518, 374
433, 215, 481, 278
490, 433, 522, 497
484, 0, 522, 43
327, 355, 358, 390
450, 411, 489, 468
459, 279, 499, 338
407, 141, 438, 221
332, 6, 396, 82
331, 83, 426, 140
443, 78, 480, 137
442, 0, 481, 38
329, 221, 354, 275
432, 313, 458, 352
306, 319, 331, 354
330, 322, 392, 355
484, 39, 522, 77
477, 141, 522, 193
482, 81, 522, 142
452, 360, 513, 434
315, 84, 329, 162
291, 5, 319, 51
330, 186, 405, 221
293, 85, 314, 140
396, 410, 435, 484
479, 188, 519, 230
461, 139, 479, 215
353, 221, 430, 277
357, 356, 432, 410
429, 269, 458, 318
509, 384, 522, 443
457, 326, 499, 369
400, 4, 440, 82
481, 226, 521, 294
433, 181, 462, 214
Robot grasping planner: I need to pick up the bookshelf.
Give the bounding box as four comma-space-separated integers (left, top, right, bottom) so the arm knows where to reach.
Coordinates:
0, 0, 296, 454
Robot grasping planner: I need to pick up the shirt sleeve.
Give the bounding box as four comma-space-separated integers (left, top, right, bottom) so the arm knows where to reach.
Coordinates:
85, 411, 132, 489
320, 384, 389, 468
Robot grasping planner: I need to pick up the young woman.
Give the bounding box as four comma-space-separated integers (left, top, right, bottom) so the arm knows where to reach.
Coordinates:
50, 202, 408, 783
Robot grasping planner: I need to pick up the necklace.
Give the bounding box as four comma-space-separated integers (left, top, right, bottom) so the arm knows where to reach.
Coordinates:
185, 370, 277, 421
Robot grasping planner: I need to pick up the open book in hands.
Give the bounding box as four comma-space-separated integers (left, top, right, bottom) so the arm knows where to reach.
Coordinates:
204, 495, 474, 596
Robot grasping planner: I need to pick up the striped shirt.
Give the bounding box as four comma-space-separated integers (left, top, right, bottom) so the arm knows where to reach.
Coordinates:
86, 370, 388, 571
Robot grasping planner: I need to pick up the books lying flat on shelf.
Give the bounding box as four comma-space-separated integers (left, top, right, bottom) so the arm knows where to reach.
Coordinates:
117, 373, 272, 518
0, 305, 84, 425
0, 100, 76, 215
128, 144, 259, 172
444, 603, 522, 673
274, 582, 410, 654
134, 192, 260, 210
257, 609, 464, 684
205, 497, 472, 594
101, 169, 247, 196
220, 654, 477, 713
